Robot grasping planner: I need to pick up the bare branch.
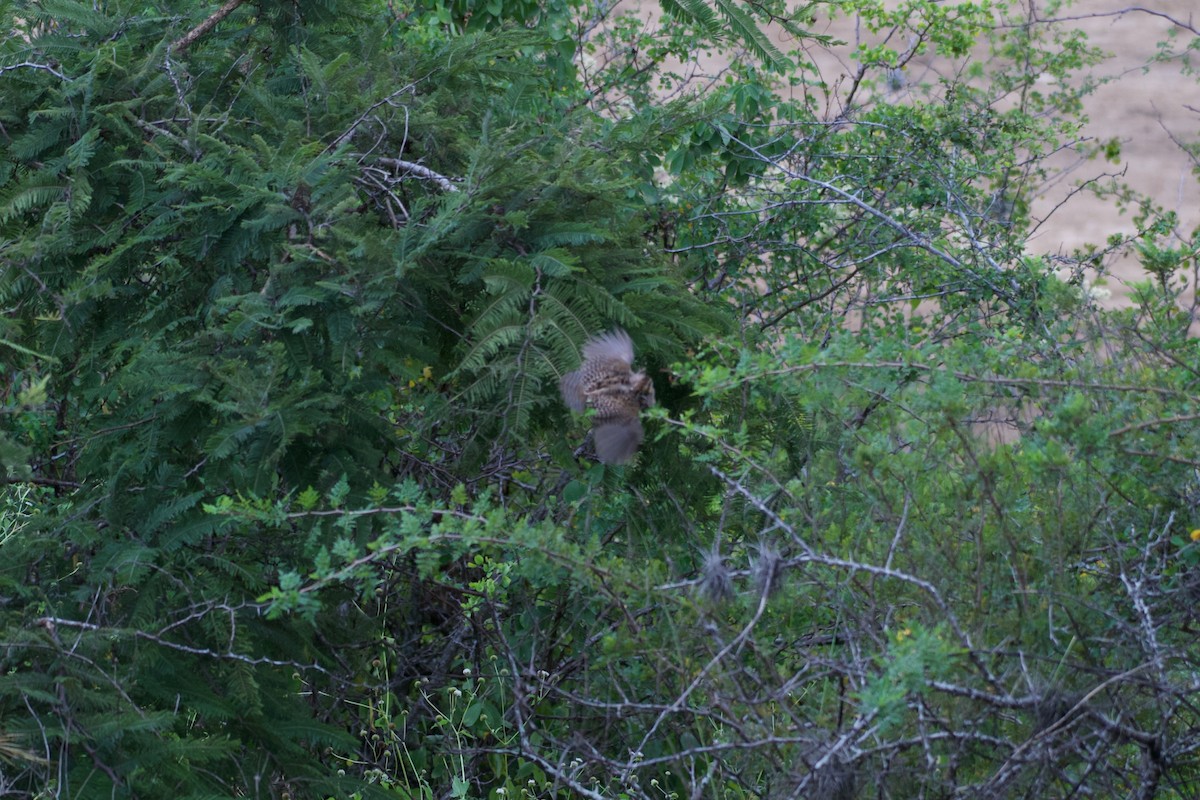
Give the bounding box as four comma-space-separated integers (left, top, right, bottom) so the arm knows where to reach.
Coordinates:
376, 157, 460, 193
170, 0, 245, 55
999, 6, 1200, 38
35, 616, 338, 678
0, 61, 65, 80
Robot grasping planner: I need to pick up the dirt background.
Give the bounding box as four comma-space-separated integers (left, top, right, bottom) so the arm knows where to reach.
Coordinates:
886, 1, 1198, 306
650, 1, 1200, 306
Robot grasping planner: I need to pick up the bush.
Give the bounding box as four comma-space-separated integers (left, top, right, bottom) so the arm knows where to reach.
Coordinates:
2, 0, 1199, 797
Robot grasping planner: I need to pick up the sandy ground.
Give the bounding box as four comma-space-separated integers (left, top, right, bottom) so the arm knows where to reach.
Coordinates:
627, 1, 1200, 306
1023, 3, 1200, 304
812, 2, 1200, 305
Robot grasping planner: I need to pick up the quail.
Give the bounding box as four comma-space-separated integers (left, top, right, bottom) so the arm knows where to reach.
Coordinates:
560, 329, 656, 465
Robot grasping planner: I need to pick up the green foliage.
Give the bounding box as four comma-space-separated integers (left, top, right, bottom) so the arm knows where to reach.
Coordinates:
4, 0, 1200, 797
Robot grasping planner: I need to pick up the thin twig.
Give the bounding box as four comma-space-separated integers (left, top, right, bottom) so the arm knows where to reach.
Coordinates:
1110, 413, 1200, 437
35, 616, 337, 677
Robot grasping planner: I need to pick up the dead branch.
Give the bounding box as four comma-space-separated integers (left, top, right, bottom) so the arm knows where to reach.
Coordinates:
170, 0, 245, 55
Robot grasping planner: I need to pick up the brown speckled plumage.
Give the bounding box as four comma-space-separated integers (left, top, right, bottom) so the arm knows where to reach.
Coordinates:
560, 329, 656, 465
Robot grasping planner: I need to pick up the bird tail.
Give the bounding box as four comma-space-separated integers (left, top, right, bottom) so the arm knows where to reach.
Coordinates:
593, 417, 644, 464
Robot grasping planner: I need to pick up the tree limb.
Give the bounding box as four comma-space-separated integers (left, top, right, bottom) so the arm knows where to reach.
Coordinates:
170, 0, 245, 54
376, 157, 460, 193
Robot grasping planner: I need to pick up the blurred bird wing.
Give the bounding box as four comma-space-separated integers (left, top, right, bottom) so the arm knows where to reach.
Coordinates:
593, 416, 644, 465
581, 329, 634, 367
560, 369, 587, 412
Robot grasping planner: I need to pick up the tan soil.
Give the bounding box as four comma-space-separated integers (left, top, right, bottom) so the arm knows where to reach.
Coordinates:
814, 2, 1200, 306
630, 1, 1200, 306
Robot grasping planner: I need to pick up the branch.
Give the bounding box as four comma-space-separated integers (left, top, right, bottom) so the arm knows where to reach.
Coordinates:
328, 84, 416, 152
127, 115, 200, 159
725, 131, 1020, 305
376, 157, 460, 193
0, 475, 81, 489
702, 359, 1189, 401
1110, 413, 1200, 437
35, 616, 338, 678
1121, 449, 1200, 468
1000, 7, 1200, 38
170, 0, 245, 54
0, 61, 66, 81
283, 504, 484, 522
982, 662, 1157, 793
628, 510, 780, 772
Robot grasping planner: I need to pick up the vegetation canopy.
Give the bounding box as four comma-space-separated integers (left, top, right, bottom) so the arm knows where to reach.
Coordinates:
2, 0, 1199, 797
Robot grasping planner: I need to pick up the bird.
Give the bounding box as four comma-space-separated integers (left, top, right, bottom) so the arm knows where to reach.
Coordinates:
560, 329, 656, 465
